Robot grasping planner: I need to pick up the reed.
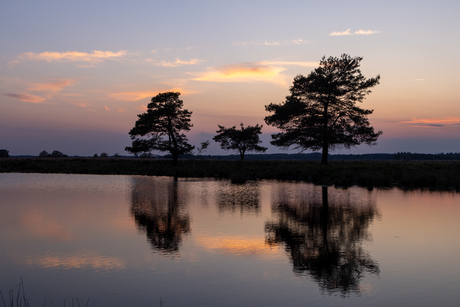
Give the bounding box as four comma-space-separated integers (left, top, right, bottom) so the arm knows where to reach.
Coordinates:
0, 279, 89, 307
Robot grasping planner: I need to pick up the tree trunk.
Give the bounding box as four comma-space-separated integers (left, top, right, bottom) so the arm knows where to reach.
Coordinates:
321, 143, 328, 165
172, 153, 179, 166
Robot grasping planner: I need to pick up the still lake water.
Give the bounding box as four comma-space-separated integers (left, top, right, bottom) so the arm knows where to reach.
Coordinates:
1, 173, 459, 307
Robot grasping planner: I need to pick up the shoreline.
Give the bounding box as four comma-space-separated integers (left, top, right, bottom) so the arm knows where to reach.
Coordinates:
1, 157, 459, 191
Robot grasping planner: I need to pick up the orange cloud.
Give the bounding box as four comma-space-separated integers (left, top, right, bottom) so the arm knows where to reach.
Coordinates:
194, 63, 287, 86
5, 93, 45, 103
28, 79, 75, 92
62, 93, 85, 97
197, 235, 277, 257
109, 91, 161, 101
69, 101, 90, 108
135, 104, 148, 111
14, 50, 128, 64
109, 88, 195, 101
156, 57, 203, 67
401, 117, 460, 127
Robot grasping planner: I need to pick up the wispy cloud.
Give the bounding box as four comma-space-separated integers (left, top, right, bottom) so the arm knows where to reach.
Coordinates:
401, 117, 460, 127
5, 93, 46, 103
155, 58, 203, 67
292, 38, 310, 45
104, 105, 126, 113
263, 41, 281, 46
135, 104, 148, 111
109, 91, 161, 101
109, 87, 194, 102
193, 60, 318, 86
69, 101, 90, 108
329, 29, 380, 36
354, 29, 381, 35
329, 29, 352, 36
193, 62, 288, 86
259, 60, 318, 67
234, 38, 310, 46
3, 78, 75, 104
11, 50, 128, 65
28, 79, 75, 92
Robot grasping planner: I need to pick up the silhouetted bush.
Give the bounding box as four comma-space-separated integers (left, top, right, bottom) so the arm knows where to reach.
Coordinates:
51, 150, 68, 157
0, 149, 9, 157
39, 150, 49, 157
38, 150, 68, 158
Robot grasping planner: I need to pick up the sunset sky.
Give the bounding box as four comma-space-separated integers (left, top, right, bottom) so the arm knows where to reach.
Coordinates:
1, 0, 459, 156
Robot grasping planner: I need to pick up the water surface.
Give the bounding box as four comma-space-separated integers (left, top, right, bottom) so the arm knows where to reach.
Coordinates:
0, 173, 459, 306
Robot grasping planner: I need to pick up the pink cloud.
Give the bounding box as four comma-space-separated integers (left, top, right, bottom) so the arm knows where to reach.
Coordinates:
5, 93, 45, 103
401, 117, 460, 127
28, 79, 75, 92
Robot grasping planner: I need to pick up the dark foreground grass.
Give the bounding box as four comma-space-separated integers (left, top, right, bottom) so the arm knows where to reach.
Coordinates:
0, 279, 89, 307
1, 158, 459, 191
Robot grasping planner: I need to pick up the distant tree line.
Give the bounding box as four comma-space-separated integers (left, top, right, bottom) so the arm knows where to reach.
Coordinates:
176, 152, 460, 161
39, 150, 68, 158
394, 152, 460, 161
93, 152, 109, 158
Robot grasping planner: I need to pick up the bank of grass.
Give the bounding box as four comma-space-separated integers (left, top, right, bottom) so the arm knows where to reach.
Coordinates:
1, 158, 459, 191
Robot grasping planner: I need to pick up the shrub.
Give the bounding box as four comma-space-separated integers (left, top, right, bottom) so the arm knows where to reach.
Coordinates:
39, 150, 49, 157
51, 150, 68, 157
0, 149, 9, 157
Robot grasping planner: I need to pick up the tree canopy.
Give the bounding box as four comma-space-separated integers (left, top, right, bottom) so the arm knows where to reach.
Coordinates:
265, 54, 382, 164
213, 123, 267, 160
126, 92, 194, 165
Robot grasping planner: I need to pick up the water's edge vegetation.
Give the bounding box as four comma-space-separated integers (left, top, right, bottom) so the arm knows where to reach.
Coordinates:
1, 158, 459, 191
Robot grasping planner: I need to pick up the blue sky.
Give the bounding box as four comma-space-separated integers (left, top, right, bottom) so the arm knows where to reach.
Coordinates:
1, 0, 459, 156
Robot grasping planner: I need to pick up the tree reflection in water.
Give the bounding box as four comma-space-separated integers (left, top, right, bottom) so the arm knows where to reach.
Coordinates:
130, 177, 190, 255
217, 182, 260, 215
265, 185, 380, 296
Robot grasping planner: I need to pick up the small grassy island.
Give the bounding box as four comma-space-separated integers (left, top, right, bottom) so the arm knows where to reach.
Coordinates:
1, 157, 459, 191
